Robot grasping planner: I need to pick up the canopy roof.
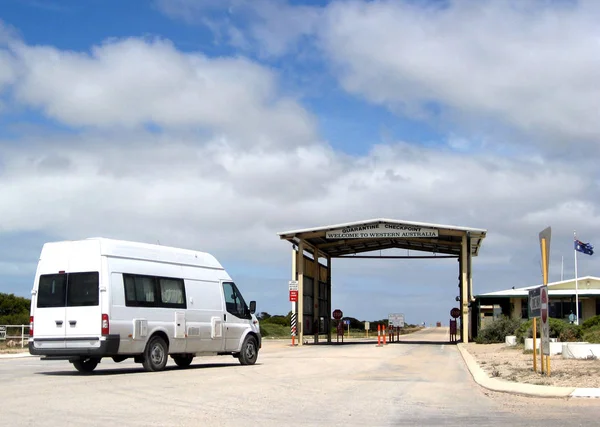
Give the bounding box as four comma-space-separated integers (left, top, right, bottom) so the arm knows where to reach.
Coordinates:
277, 218, 487, 257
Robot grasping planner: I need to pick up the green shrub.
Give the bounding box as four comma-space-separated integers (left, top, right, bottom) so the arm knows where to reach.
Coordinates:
262, 315, 289, 327
259, 323, 289, 338
515, 318, 571, 343
581, 315, 600, 331
475, 316, 521, 344
559, 324, 582, 342
582, 325, 600, 344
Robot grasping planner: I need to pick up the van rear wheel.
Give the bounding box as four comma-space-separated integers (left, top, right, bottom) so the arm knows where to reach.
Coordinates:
238, 336, 258, 366
72, 357, 100, 373
142, 336, 168, 372
172, 355, 194, 368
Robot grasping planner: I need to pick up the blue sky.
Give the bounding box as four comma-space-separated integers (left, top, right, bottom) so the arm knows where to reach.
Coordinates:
1, 0, 600, 324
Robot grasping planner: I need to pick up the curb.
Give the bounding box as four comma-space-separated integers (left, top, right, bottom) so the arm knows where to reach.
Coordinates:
0, 352, 34, 359
456, 343, 599, 398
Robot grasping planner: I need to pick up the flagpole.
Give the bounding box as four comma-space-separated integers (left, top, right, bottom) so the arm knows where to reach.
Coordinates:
574, 231, 579, 325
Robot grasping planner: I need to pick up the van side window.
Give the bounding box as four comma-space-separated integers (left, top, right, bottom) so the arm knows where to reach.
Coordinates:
123, 274, 186, 309
123, 274, 157, 307
222, 282, 249, 319
158, 278, 186, 309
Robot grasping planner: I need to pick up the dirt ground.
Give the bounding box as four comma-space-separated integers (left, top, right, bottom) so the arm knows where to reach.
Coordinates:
464, 342, 600, 388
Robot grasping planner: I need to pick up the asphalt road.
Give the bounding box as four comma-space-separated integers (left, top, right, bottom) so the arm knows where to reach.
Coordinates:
1, 328, 598, 427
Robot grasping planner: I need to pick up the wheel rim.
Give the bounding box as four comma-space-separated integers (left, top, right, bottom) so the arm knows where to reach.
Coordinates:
151, 343, 165, 366
245, 341, 256, 360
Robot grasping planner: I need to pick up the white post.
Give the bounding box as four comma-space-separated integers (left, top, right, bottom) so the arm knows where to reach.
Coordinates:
21, 325, 25, 348
574, 231, 580, 325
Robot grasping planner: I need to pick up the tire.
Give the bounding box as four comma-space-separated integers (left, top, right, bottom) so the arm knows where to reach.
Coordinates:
72, 357, 100, 373
142, 336, 169, 372
238, 336, 258, 366
172, 355, 194, 368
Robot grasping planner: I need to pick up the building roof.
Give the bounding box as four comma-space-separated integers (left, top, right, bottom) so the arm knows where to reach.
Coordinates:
475, 276, 600, 298
277, 218, 487, 257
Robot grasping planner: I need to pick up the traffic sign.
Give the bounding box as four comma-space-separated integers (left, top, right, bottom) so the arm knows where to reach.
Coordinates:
388, 313, 405, 328
332, 309, 343, 320
364, 321, 370, 330
450, 308, 460, 319
289, 280, 299, 291
289, 290, 298, 302
541, 286, 550, 355
528, 286, 542, 319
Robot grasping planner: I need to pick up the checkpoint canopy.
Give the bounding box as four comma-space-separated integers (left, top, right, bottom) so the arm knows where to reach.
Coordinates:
278, 218, 487, 344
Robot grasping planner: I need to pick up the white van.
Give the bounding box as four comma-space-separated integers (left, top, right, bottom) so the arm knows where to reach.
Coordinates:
28, 238, 261, 373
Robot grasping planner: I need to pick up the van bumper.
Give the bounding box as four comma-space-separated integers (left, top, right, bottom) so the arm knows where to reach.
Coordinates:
29, 335, 120, 359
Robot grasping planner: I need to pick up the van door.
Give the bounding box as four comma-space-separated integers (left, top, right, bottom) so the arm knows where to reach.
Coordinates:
64, 272, 101, 346
222, 282, 251, 352
34, 273, 68, 348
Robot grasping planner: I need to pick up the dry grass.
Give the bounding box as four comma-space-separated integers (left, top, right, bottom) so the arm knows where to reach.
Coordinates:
464, 342, 600, 388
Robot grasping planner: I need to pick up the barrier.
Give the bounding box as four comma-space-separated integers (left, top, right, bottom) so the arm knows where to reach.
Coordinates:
0, 325, 30, 348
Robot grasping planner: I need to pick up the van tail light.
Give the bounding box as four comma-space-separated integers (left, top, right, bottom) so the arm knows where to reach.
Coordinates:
29, 316, 34, 337
101, 314, 109, 336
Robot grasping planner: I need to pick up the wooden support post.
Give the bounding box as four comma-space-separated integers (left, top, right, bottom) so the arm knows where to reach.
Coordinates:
460, 234, 469, 342
297, 240, 304, 346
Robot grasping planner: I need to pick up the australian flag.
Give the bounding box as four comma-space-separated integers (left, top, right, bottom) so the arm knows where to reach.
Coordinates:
575, 239, 594, 256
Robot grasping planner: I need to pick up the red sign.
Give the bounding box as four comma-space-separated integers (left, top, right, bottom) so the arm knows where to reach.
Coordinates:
450, 307, 460, 319
289, 290, 298, 302
541, 287, 548, 323
332, 309, 343, 320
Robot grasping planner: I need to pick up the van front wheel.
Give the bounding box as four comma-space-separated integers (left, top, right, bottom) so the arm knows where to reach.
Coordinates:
238, 336, 258, 366
142, 336, 168, 372
72, 357, 99, 373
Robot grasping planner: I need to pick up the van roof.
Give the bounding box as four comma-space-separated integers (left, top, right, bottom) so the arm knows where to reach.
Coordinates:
48, 237, 225, 270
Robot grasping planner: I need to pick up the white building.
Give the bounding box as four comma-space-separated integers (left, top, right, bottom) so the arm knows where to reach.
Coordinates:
474, 276, 600, 331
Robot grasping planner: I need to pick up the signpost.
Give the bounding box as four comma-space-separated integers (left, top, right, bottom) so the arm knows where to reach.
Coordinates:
289, 280, 299, 346
365, 321, 370, 338
541, 286, 550, 357
528, 286, 542, 373
388, 313, 405, 328
538, 226, 551, 376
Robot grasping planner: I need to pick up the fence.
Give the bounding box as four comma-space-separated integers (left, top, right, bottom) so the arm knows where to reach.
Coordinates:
0, 325, 30, 348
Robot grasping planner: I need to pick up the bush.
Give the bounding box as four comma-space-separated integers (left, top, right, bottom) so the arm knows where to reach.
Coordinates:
475, 316, 521, 344
582, 325, 600, 344
262, 315, 289, 327
559, 324, 582, 342
515, 318, 571, 343
581, 315, 600, 331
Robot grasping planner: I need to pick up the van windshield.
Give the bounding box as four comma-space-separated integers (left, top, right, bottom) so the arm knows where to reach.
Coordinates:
37, 272, 99, 308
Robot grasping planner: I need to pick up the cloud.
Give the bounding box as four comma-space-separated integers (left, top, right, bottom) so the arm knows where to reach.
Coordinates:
320, 0, 600, 149
6, 35, 317, 148
154, 0, 322, 58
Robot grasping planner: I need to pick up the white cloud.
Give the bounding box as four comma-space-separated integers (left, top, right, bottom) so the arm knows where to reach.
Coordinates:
6, 36, 317, 148
154, 0, 322, 58
320, 0, 600, 147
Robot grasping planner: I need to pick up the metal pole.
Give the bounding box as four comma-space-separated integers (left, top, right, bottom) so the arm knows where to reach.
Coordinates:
574, 231, 580, 325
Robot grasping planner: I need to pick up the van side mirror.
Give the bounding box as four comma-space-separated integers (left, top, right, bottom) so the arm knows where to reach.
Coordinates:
249, 301, 256, 314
